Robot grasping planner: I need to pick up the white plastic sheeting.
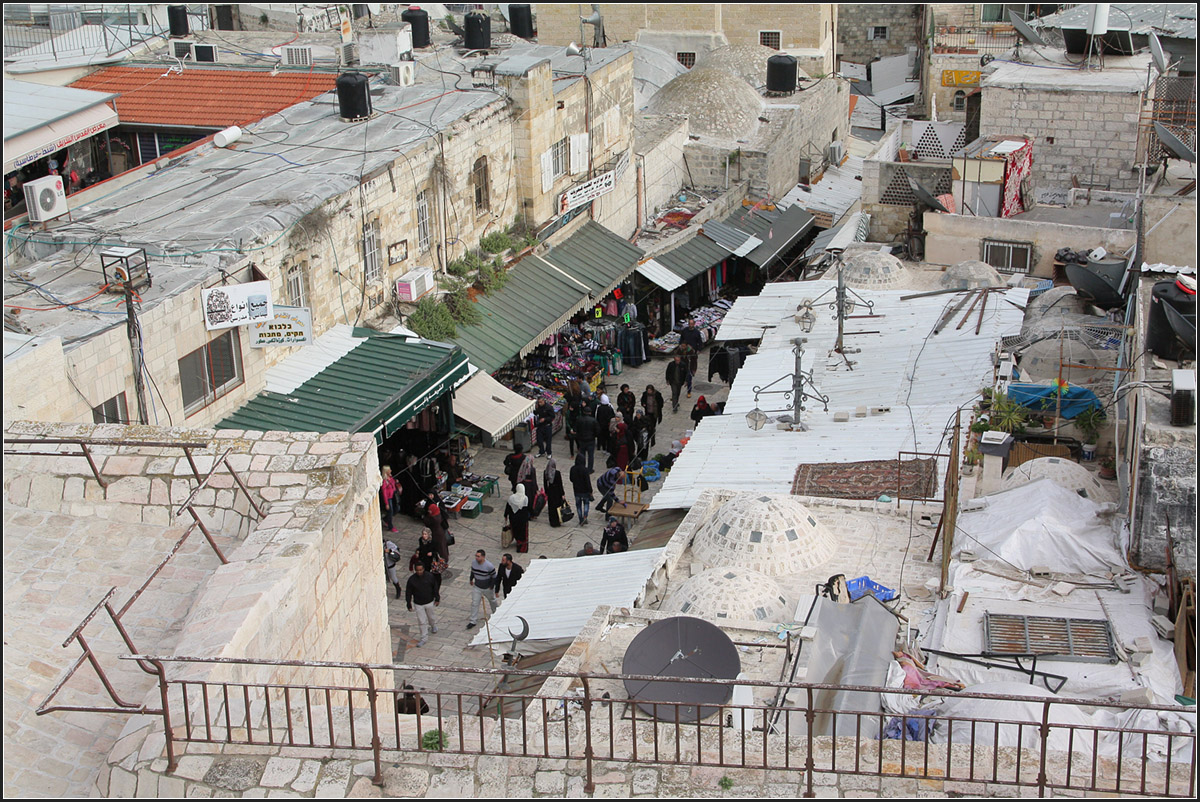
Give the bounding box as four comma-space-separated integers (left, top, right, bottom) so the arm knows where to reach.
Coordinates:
953, 479, 1122, 577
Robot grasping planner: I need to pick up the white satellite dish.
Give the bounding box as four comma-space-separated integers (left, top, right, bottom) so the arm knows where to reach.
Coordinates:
1009, 10, 1046, 46
1149, 31, 1168, 74
1155, 122, 1197, 163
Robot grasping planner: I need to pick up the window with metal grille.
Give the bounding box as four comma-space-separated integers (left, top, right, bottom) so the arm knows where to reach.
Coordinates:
954, 90, 967, 111
363, 220, 381, 283
676, 52, 696, 68
416, 190, 432, 252
92, 392, 128, 424
286, 262, 307, 308
551, 136, 569, 180
982, 239, 1033, 275
984, 613, 1118, 663
179, 329, 243, 416
472, 156, 489, 211
868, 26, 888, 41
759, 31, 782, 50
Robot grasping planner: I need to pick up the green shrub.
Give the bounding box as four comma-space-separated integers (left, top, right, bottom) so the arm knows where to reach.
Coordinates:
480, 230, 514, 254
421, 729, 447, 751
478, 256, 510, 295
718, 776, 734, 791
446, 257, 474, 277
407, 296, 457, 341
442, 278, 480, 326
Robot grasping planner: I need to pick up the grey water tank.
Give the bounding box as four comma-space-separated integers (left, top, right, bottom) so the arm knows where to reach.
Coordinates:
465, 11, 491, 50
402, 6, 431, 48
510, 5, 534, 39
336, 72, 372, 122
766, 54, 798, 94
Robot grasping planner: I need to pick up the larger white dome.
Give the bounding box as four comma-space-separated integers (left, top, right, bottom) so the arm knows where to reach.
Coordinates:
645, 66, 764, 140
841, 251, 909, 289
691, 493, 836, 576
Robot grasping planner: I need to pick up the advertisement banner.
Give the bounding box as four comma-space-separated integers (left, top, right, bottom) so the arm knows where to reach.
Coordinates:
202, 281, 274, 331
250, 306, 312, 347
558, 169, 616, 215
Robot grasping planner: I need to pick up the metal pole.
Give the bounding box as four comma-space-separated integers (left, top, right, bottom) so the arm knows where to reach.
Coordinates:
125, 278, 149, 424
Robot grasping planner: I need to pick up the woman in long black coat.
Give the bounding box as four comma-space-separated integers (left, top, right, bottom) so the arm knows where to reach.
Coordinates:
504, 485, 531, 553
544, 458, 567, 527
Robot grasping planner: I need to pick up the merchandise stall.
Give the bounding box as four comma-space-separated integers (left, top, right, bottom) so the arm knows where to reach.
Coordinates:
647, 299, 734, 355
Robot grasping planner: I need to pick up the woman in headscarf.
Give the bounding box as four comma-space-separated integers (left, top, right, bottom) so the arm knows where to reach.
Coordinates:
421, 501, 450, 562
515, 452, 539, 518
543, 457, 567, 527
595, 394, 616, 453
613, 415, 631, 471
690, 395, 715, 426
504, 484, 531, 553
414, 528, 442, 592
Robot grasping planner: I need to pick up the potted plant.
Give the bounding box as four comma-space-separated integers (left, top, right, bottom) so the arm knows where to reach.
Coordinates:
1074, 406, 1106, 457
1098, 456, 1117, 480
979, 387, 993, 411
988, 395, 1028, 435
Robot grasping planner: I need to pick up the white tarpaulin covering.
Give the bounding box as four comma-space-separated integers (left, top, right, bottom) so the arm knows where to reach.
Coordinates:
953, 479, 1123, 577
469, 549, 664, 652
452, 369, 534, 442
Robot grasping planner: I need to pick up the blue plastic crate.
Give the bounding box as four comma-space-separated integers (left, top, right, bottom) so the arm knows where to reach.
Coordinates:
846, 576, 898, 603
642, 460, 660, 482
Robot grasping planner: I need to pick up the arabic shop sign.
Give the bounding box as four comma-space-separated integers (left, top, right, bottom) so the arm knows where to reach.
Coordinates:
201, 280, 275, 331
250, 306, 312, 347
558, 168, 616, 215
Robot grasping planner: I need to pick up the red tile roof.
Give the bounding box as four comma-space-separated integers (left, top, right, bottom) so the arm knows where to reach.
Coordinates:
69, 67, 338, 129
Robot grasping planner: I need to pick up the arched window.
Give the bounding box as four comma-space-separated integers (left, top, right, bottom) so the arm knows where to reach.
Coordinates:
953, 90, 967, 112
286, 262, 308, 307
473, 156, 489, 211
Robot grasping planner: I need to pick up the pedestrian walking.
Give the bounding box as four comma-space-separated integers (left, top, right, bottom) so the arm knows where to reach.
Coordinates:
498, 553, 524, 598
534, 398, 555, 457
504, 484, 530, 553
570, 453, 594, 525
466, 550, 499, 630
380, 467, 398, 532
595, 394, 616, 453
404, 562, 440, 647
544, 457, 567, 527
573, 404, 598, 472
680, 319, 704, 397
504, 443, 528, 492
616, 384, 636, 421
665, 355, 690, 413
384, 539, 403, 598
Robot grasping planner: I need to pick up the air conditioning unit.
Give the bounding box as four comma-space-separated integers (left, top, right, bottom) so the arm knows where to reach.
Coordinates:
339, 41, 359, 67
395, 269, 435, 302
1171, 369, 1196, 426
282, 45, 313, 67
171, 39, 196, 60
23, 175, 69, 223
390, 61, 415, 87
826, 141, 845, 165
192, 43, 218, 63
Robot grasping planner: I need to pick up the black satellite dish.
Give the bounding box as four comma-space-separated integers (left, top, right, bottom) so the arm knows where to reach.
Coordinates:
1161, 302, 1197, 356
622, 616, 740, 723
1009, 10, 1046, 46
1155, 122, 1197, 163
1064, 261, 1125, 310
907, 177, 950, 213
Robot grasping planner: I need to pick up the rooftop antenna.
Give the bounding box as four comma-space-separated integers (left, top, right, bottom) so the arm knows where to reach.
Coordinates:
1008, 9, 1045, 63
902, 175, 949, 262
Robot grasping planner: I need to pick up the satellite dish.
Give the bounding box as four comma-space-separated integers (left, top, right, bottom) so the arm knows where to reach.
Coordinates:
1008, 10, 1046, 46
1149, 32, 1168, 74
622, 616, 740, 722
907, 177, 950, 213
1155, 122, 1197, 163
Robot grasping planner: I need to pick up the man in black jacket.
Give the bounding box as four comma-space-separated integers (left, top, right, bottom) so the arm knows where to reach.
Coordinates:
573, 406, 598, 472
498, 553, 524, 598
665, 355, 690, 413
534, 398, 555, 457
404, 562, 440, 647
679, 319, 705, 397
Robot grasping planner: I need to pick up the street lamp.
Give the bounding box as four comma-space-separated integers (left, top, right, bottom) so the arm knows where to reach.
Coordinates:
745, 338, 829, 431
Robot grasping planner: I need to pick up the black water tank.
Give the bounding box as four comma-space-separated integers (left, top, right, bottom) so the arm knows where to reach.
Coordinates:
510, 4, 534, 39
465, 11, 491, 50
402, 6, 430, 48
353, 4, 369, 19
336, 72, 372, 122
1147, 280, 1197, 361
766, 54, 798, 94
167, 5, 189, 38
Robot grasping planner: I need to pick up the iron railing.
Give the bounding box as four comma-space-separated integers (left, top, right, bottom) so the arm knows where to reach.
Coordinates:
81, 655, 1197, 798
933, 25, 1021, 55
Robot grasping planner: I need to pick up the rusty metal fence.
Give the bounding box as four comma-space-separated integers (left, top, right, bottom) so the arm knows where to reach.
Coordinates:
100, 655, 1195, 798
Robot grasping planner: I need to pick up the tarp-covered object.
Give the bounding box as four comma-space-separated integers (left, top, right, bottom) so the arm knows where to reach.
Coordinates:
1005, 382, 1100, 419
931, 682, 1098, 754
954, 479, 1121, 576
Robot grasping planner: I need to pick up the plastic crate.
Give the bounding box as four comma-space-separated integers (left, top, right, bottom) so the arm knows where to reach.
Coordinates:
642, 460, 660, 482
461, 501, 480, 519
846, 576, 897, 603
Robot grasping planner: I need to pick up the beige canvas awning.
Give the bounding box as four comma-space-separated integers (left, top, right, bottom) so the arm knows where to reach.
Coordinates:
453, 368, 535, 442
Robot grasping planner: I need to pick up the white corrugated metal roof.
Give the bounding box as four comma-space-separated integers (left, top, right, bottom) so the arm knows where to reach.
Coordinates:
779, 155, 865, 226
263, 324, 366, 395
653, 282, 1029, 510
468, 549, 665, 647
637, 258, 687, 291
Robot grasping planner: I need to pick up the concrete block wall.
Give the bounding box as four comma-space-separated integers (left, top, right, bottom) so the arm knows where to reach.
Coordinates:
981, 86, 1145, 202
862, 160, 954, 240
837, 5, 922, 66
1143, 195, 1197, 269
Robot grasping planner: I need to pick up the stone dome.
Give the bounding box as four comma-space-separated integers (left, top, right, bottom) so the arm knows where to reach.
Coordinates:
694, 44, 807, 90
941, 260, 1005, 290
644, 66, 764, 140
691, 493, 836, 576
1026, 286, 1090, 318
840, 250, 910, 289
1001, 457, 1114, 504
661, 568, 790, 623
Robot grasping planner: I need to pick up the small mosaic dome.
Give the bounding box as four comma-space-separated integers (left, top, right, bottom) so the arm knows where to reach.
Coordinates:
644, 66, 764, 140
694, 44, 807, 90
840, 251, 909, 289
941, 260, 1005, 290
692, 494, 836, 576
661, 568, 791, 623
1001, 457, 1115, 504
1018, 336, 1113, 385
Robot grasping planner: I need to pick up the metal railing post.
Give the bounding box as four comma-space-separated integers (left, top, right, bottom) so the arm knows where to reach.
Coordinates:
359, 666, 384, 785
804, 686, 816, 798
580, 673, 595, 793
151, 660, 178, 773
1037, 699, 1052, 797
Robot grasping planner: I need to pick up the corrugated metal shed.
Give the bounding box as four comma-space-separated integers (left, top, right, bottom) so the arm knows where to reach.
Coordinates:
725, 204, 816, 267
468, 549, 665, 649
543, 220, 645, 297
801, 212, 871, 261
652, 231, 730, 282
636, 258, 686, 291
780, 155, 865, 229
701, 219, 762, 256
652, 281, 1029, 510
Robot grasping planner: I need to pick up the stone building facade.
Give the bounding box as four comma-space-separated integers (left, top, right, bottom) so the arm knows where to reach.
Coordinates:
836, 4, 924, 67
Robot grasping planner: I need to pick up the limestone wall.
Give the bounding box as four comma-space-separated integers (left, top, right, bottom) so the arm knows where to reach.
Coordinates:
1144, 194, 1197, 269
837, 5, 922, 67
926, 51, 981, 122
924, 212, 1137, 277
636, 116, 690, 222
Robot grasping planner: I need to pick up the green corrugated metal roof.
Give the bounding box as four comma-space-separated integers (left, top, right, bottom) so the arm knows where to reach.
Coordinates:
724, 204, 815, 267
451, 254, 591, 373
543, 219, 644, 296
451, 221, 644, 373
652, 231, 729, 282
217, 329, 469, 443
